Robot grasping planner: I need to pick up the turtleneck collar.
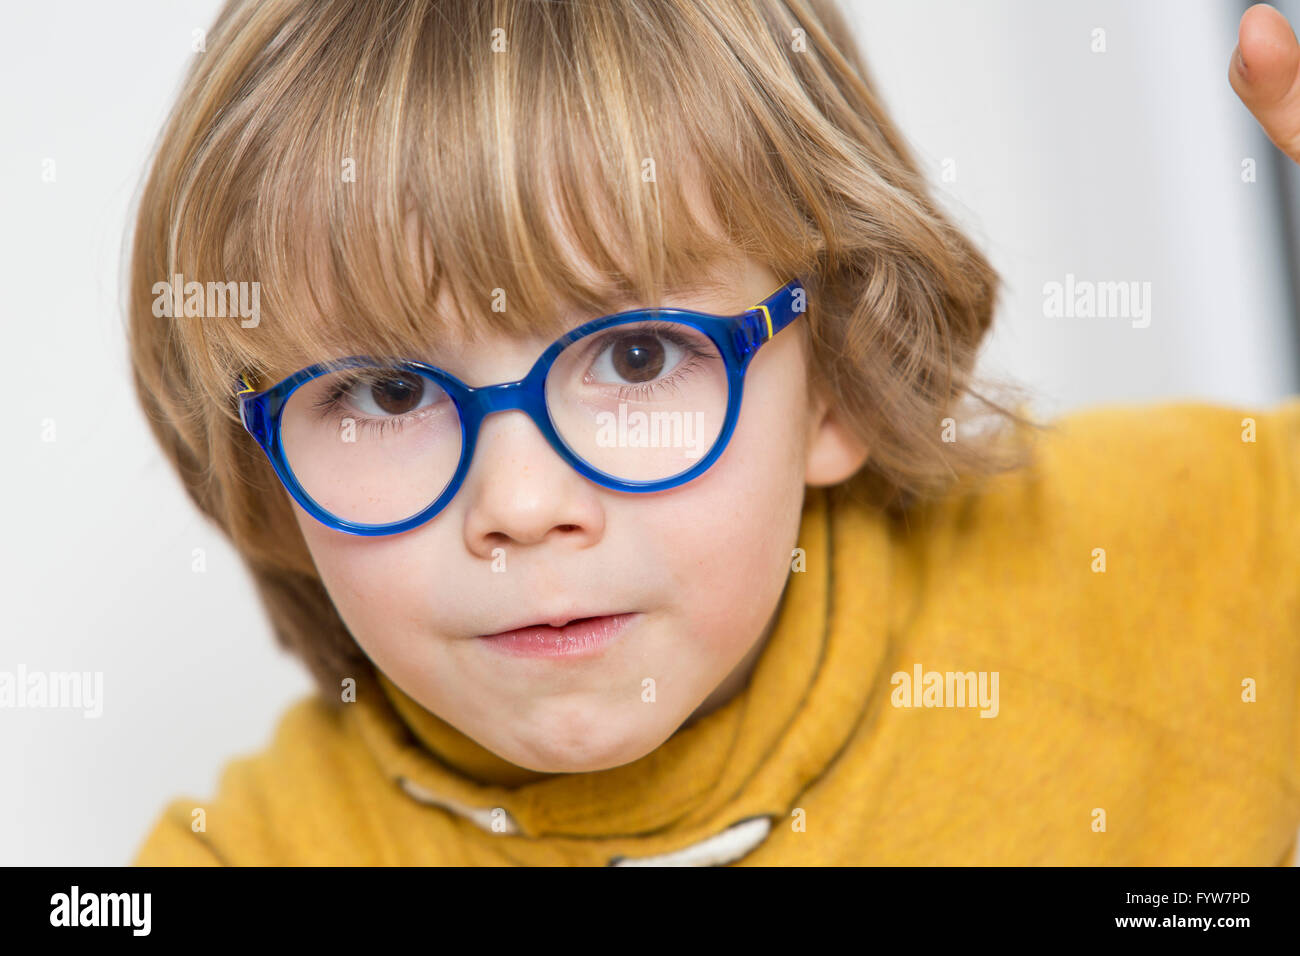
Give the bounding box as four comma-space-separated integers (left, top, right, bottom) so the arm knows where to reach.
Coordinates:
344, 483, 894, 864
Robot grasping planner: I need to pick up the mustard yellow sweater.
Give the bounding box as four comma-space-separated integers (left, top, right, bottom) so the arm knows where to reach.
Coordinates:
133, 398, 1300, 865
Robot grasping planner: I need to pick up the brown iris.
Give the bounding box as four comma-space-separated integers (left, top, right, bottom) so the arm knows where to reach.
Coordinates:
610, 333, 665, 383
368, 371, 425, 415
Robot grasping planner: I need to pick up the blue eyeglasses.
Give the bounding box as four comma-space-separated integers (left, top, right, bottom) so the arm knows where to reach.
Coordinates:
237, 278, 806, 536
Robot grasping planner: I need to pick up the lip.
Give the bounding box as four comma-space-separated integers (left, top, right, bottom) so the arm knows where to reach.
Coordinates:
475, 612, 639, 659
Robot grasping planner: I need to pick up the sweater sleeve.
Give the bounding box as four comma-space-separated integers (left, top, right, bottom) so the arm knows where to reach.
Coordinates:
1223, 395, 1300, 796
131, 800, 229, 866
965, 394, 1300, 810
129, 697, 361, 866
1254, 396, 1300, 792
1042, 395, 1300, 793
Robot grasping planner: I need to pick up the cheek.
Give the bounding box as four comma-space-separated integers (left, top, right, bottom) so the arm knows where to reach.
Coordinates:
636, 345, 811, 658
290, 504, 441, 639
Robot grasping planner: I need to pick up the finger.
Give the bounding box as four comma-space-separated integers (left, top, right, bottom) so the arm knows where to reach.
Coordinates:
1230, 3, 1300, 163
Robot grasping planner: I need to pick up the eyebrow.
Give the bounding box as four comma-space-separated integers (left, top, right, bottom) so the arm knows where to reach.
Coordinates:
607, 274, 751, 313
666, 270, 748, 298
663, 275, 731, 295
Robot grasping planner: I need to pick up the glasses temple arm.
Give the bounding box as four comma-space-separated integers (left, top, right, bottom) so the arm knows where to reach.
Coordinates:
735, 280, 804, 358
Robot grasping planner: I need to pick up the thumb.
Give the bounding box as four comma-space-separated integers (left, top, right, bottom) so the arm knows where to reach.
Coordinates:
1230, 3, 1300, 164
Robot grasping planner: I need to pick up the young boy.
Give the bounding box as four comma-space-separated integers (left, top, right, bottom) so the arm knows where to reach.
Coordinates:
129, 0, 1300, 865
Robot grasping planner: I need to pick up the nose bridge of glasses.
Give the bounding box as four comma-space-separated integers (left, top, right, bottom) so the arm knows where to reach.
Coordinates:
460, 375, 559, 441
470, 378, 532, 416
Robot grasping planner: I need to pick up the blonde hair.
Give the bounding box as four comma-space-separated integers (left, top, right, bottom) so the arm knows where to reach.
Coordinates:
127, 0, 1047, 698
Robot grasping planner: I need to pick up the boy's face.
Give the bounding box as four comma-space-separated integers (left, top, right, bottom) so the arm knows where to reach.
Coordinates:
290, 256, 853, 773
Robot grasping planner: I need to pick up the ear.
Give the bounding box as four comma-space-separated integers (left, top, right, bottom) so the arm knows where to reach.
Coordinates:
804, 386, 870, 487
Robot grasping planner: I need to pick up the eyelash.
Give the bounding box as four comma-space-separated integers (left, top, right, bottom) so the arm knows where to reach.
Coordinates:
308, 321, 715, 431
586, 321, 713, 402
309, 376, 429, 438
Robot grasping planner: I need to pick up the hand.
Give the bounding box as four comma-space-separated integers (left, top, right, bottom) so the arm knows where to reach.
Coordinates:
1230, 3, 1300, 164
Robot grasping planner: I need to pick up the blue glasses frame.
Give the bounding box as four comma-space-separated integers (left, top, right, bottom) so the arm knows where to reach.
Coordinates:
237, 278, 806, 536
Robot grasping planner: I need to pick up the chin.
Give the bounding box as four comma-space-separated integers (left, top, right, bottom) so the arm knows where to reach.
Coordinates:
498, 710, 671, 774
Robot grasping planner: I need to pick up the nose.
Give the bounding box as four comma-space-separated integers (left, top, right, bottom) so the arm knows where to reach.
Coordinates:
459, 409, 605, 558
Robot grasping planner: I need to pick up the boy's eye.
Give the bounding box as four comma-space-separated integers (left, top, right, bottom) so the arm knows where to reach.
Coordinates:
589, 331, 684, 386
342, 371, 444, 417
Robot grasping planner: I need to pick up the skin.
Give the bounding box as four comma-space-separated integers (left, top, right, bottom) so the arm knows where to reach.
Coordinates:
289, 252, 870, 773
1231, 3, 1300, 165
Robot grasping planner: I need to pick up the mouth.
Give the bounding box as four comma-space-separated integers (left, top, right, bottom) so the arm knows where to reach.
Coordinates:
475, 612, 639, 659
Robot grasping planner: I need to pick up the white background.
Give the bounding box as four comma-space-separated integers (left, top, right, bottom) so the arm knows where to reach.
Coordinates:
1, 0, 1296, 865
